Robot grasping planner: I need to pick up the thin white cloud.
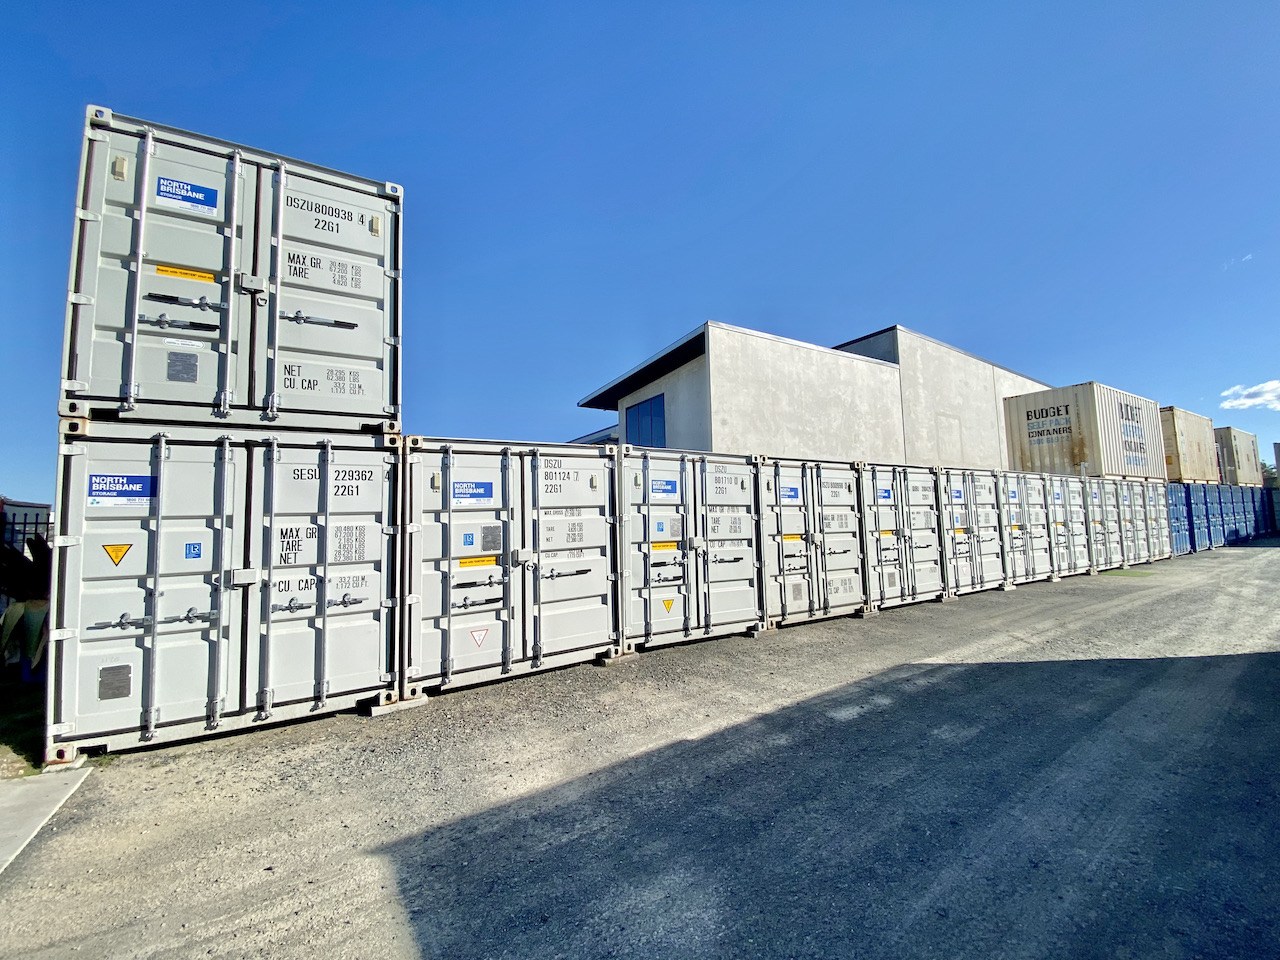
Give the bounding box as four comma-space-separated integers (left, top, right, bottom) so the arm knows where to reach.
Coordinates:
1220, 380, 1280, 411
1242, 253, 1254, 261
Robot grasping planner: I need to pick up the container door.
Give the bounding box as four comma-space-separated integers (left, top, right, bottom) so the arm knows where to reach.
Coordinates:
1209, 486, 1225, 547
404, 447, 517, 685
863, 465, 908, 608
49, 435, 246, 747
1000, 474, 1028, 581
903, 469, 944, 603
622, 453, 693, 642
254, 167, 399, 420
530, 449, 615, 658
65, 127, 254, 414
1024, 477, 1052, 580
942, 470, 999, 595
250, 439, 395, 714
812, 463, 865, 614
696, 458, 760, 632
763, 462, 813, 622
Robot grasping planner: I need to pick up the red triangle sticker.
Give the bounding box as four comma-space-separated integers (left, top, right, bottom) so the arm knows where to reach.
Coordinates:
470, 628, 489, 648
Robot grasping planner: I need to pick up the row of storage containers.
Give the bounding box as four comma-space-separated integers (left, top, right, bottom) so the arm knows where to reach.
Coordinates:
44, 426, 1176, 762
1167, 483, 1276, 556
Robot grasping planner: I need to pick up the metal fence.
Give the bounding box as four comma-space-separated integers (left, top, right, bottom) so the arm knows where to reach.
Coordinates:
2, 511, 52, 554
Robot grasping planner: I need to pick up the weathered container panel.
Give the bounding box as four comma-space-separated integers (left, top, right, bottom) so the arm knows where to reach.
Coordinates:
1159, 407, 1218, 483
1214, 427, 1263, 487
60, 106, 402, 432
1005, 382, 1165, 480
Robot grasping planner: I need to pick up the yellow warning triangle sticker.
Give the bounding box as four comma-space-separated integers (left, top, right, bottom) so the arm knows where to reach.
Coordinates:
662, 599, 674, 612
103, 544, 132, 566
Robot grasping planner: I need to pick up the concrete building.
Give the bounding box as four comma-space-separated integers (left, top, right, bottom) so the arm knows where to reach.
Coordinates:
578, 321, 1049, 469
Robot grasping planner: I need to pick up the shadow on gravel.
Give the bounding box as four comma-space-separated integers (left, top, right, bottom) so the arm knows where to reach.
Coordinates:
382, 653, 1280, 959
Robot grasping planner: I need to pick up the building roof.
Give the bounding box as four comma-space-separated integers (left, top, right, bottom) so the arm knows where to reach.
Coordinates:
579, 320, 902, 411
578, 324, 709, 410
834, 324, 1049, 388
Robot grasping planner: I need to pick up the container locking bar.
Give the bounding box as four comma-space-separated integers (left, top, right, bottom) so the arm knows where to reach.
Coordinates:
91, 613, 153, 630
258, 438, 280, 719
145, 292, 228, 311
265, 163, 287, 419
218, 151, 242, 416
209, 436, 232, 728
271, 597, 314, 614
326, 593, 367, 608
123, 128, 155, 411
143, 434, 169, 739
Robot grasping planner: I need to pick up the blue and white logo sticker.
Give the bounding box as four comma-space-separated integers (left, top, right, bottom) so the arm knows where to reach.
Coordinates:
452, 481, 494, 507
87, 474, 154, 507
656, 521, 664, 533
462, 533, 475, 546
184, 542, 202, 559
650, 479, 678, 501
952, 489, 964, 501
1054, 491, 1062, 501
877, 487, 892, 501
1008, 489, 1019, 501
779, 486, 800, 503
155, 177, 219, 215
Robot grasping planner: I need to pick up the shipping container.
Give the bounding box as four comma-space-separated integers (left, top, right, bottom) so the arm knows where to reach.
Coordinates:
1168, 485, 1191, 556
59, 106, 402, 433
398, 438, 619, 698
1004, 382, 1166, 480
45, 420, 401, 762
1044, 475, 1092, 576
1214, 428, 1263, 487
938, 469, 1005, 595
616, 449, 762, 646
859, 465, 945, 608
999, 473, 1054, 584
1185, 483, 1210, 552
1146, 482, 1173, 560
759, 459, 866, 623
1159, 407, 1218, 483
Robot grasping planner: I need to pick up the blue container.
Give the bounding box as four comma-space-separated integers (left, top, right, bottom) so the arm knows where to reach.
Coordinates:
1265, 488, 1278, 534
1207, 485, 1227, 547
1231, 486, 1248, 542
1167, 484, 1192, 556
1187, 483, 1210, 552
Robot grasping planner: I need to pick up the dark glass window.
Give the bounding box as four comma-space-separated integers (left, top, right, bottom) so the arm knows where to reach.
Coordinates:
625, 394, 666, 447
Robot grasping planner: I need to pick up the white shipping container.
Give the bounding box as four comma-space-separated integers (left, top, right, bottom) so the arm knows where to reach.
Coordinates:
59, 106, 402, 432
1214, 427, 1263, 486
1004, 382, 1166, 480
1159, 407, 1218, 483
45, 421, 401, 762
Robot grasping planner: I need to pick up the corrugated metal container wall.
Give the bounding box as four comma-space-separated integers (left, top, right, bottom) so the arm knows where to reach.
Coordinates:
1214, 428, 1263, 486
45, 422, 400, 762
398, 438, 619, 699
1159, 407, 1218, 483
1004, 382, 1166, 480
60, 106, 402, 432
1168, 484, 1191, 556
759, 459, 865, 623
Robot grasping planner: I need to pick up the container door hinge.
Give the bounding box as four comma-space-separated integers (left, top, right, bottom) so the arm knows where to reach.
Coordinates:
607, 574, 617, 582
49, 722, 76, 736
75, 209, 101, 222
51, 629, 77, 642
405, 594, 421, 605
380, 597, 398, 608
230, 568, 260, 587
62, 380, 89, 393
380, 672, 396, 683
53, 536, 82, 548
404, 523, 421, 534
383, 454, 399, 465
237, 273, 267, 293
59, 444, 86, 455
68, 293, 94, 306
383, 336, 400, 347
382, 525, 397, 535
609, 632, 619, 640
385, 268, 401, 279
383, 405, 398, 415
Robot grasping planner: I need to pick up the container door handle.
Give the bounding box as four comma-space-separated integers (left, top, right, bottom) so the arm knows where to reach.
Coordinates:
137, 312, 220, 332
280, 310, 357, 330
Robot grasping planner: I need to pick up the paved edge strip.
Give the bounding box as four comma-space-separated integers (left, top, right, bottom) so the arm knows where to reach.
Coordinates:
0, 769, 91, 875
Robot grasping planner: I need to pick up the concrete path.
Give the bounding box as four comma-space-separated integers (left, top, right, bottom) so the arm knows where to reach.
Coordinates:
0, 769, 89, 874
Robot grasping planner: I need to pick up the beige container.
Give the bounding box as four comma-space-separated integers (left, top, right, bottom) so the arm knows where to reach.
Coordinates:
1004, 382, 1166, 480
1160, 407, 1219, 482
1214, 427, 1263, 486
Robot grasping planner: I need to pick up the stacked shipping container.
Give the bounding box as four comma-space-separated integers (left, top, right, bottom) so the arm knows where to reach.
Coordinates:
46, 107, 404, 762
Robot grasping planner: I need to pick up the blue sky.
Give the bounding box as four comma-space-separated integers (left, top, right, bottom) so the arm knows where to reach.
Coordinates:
2, 1, 1277, 501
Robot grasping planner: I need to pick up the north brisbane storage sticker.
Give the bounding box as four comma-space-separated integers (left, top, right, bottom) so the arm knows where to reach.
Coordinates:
155, 177, 218, 215
88, 474, 154, 507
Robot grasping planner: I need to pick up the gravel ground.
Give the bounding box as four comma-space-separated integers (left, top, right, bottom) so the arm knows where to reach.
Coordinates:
2, 540, 1278, 959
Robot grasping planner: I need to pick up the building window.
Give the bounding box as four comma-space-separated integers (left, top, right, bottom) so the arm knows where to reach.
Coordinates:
625, 394, 666, 448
